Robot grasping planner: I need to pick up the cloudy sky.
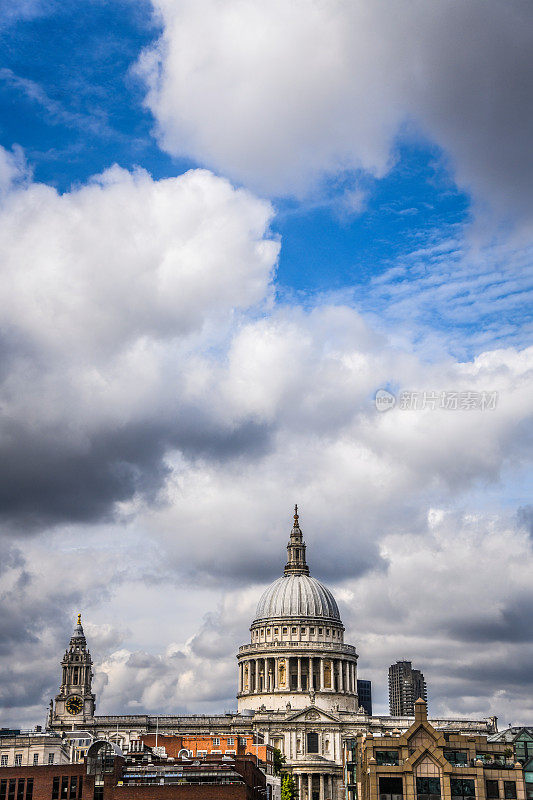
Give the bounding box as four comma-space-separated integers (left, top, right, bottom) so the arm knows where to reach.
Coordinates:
0, 0, 532, 729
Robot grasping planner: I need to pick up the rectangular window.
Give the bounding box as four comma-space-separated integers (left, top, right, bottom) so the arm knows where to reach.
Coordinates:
504, 783, 516, 799
32, 755, 38, 766
226, 738, 234, 747
48, 754, 55, 765
0, 758, 7, 768
8, 780, 15, 800
1, 780, 7, 800
445, 750, 469, 766
376, 750, 400, 766
77, 777, 82, 798
14, 756, 22, 768
486, 781, 499, 799
17, 780, 24, 800
26, 781, 33, 800
212, 738, 220, 747
292, 628, 296, 634
52, 778, 60, 800
282, 627, 287, 634
61, 777, 69, 800
70, 778, 77, 799
239, 738, 247, 747
416, 777, 441, 800
379, 776, 403, 800
451, 779, 475, 800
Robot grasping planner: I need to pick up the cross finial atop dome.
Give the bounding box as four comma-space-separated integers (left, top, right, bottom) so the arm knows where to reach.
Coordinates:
284, 505, 310, 576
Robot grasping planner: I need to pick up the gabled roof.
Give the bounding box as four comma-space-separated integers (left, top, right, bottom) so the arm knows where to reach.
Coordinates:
284, 706, 340, 724
404, 745, 452, 774
488, 727, 533, 744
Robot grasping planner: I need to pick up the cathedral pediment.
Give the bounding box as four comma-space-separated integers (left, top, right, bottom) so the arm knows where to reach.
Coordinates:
285, 706, 341, 723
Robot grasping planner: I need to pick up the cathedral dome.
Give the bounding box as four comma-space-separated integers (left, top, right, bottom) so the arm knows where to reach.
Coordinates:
254, 573, 341, 623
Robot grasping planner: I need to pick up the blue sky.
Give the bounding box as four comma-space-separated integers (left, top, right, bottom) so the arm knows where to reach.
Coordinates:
2, 0, 530, 360
0, 0, 532, 726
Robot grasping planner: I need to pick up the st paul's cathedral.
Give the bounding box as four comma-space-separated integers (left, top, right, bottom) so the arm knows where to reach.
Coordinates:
47, 508, 496, 800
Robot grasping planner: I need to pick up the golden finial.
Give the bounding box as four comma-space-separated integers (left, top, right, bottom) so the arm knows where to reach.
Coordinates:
293, 504, 299, 524
77, 613, 81, 626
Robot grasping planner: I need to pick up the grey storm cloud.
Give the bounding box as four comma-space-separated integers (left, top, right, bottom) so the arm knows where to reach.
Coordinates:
445, 595, 533, 645
0, 412, 272, 529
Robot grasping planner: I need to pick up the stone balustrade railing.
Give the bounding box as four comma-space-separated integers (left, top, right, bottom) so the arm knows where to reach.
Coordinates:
238, 641, 357, 656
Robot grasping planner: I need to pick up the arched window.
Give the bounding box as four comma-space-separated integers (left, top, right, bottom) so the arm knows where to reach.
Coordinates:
307, 732, 319, 753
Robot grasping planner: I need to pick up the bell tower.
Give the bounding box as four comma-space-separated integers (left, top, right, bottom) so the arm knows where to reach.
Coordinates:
49, 614, 96, 728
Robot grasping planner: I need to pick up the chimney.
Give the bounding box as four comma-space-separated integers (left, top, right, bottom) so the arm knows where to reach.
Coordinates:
414, 698, 427, 723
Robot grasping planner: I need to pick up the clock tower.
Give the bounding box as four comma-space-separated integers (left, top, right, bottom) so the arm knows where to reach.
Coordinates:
49, 614, 96, 728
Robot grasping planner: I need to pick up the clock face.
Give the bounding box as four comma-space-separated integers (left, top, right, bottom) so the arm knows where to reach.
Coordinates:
66, 696, 83, 715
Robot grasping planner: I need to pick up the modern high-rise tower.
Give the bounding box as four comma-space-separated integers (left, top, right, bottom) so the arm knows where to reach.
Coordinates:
388, 660, 427, 716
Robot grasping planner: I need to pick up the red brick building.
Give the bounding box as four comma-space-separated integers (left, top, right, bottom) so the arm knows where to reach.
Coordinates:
0, 741, 267, 800
141, 733, 274, 774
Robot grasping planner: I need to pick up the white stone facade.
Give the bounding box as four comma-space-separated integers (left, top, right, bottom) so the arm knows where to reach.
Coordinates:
0, 733, 70, 767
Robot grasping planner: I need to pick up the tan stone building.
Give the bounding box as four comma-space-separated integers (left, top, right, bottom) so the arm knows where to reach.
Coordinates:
351, 699, 525, 800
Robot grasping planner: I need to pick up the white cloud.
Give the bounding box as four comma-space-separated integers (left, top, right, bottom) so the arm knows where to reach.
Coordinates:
0, 164, 277, 357
0, 157, 279, 526
0, 147, 531, 725
139, 0, 533, 223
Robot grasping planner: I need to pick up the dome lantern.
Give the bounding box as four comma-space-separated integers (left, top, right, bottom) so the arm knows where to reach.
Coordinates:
284, 504, 310, 576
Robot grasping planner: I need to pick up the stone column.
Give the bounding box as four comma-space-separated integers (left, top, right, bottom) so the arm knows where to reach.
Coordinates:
255, 658, 260, 692
297, 657, 302, 690
351, 662, 356, 693
309, 657, 314, 690
320, 658, 325, 690
308, 774, 313, 800
338, 660, 344, 692
264, 657, 268, 691
275, 657, 279, 690
319, 775, 325, 800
